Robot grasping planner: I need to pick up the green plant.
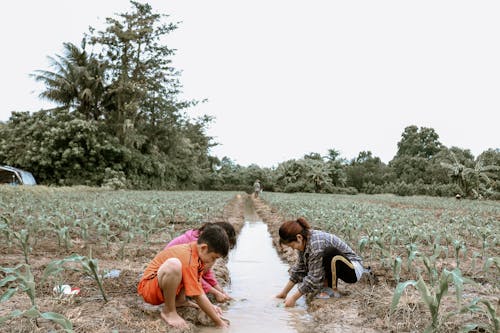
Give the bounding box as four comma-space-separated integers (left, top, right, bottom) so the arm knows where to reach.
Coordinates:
391, 268, 473, 333
0, 264, 73, 331
12, 229, 31, 264
43, 252, 108, 302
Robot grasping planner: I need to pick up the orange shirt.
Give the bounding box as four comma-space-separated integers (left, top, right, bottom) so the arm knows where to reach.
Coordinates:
141, 242, 205, 297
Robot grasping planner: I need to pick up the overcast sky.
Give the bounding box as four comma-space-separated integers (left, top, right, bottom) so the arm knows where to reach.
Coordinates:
1, 1, 499, 167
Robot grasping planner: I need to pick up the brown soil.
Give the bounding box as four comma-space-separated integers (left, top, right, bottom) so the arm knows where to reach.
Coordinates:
1, 194, 496, 333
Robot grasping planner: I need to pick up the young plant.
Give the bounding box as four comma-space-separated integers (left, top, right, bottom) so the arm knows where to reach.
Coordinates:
391, 268, 472, 333
43, 252, 108, 302
0, 264, 73, 332
392, 256, 402, 284
12, 229, 31, 264
459, 298, 500, 333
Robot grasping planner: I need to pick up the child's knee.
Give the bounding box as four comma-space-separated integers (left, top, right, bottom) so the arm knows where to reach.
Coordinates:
158, 258, 182, 280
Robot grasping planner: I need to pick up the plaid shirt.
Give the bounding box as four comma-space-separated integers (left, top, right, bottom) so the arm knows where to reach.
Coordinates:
289, 229, 362, 295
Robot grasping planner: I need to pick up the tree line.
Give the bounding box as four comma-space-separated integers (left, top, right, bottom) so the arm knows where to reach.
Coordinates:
0, 1, 498, 199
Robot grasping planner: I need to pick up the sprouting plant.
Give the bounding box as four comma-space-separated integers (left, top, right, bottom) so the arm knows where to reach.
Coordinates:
0, 264, 73, 332
406, 243, 420, 273
452, 239, 466, 269
391, 268, 472, 333
42, 252, 108, 302
12, 229, 31, 264
422, 256, 439, 287
392, 256, 402, 284
118, 231, 134, 260
0, 217, 13, 248
459, 298, 500, 333
469, 251, 481, 274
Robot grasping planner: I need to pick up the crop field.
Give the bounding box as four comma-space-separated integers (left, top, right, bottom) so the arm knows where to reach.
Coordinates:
261, 192, 499, 332
0, 186, 498, 332
0, 186, 239, 332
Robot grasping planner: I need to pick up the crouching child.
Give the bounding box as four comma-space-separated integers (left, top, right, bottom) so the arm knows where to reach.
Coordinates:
138, 225, 230, 329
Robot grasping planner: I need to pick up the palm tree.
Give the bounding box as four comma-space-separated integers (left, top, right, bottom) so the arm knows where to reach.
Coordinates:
32, 42, 106, 121
441, 153, 499, 197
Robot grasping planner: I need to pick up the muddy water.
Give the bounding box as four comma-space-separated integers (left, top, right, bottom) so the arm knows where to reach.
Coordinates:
198, 219, 309, 332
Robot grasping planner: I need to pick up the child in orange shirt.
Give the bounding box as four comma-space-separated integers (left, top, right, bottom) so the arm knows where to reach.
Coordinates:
138, 225, 230, 329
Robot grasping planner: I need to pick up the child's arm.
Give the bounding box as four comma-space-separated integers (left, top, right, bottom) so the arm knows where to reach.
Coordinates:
202, 269, 218, 288
193, 293, 228, 328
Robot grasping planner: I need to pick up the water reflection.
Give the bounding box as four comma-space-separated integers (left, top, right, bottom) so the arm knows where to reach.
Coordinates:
198, 221, 308, 333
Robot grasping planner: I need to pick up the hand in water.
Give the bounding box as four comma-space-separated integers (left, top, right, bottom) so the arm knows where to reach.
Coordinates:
284, 297, 296, 307
215, 290, 232, 303
276, 291, 287, 299
213, 304, 223, 316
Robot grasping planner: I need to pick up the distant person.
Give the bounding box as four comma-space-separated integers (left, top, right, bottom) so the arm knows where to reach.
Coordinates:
138, 225, 230, 329
253, 179, 262, 198
276, 217, 369, 307
164, 222, 236, 303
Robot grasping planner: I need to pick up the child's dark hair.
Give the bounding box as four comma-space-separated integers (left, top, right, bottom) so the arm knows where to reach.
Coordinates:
278, 217, 311, 245
198, 224, 229, 257
199, 221, 237, 249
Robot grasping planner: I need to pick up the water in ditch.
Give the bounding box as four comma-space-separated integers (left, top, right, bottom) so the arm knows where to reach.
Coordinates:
198, 219, 310, 333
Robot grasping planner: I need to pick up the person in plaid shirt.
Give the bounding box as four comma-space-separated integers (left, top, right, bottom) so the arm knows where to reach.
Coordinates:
276, 217, 366, 307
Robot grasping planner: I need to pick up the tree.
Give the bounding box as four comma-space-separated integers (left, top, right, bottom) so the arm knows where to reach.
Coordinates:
440, 151, 499, 198
0, 110, 126, 185
31, 42, 106, 121
86, 0, 188, 147
395, 125, 443, 159
390, 125, 444, 184
346, 151, 386, 191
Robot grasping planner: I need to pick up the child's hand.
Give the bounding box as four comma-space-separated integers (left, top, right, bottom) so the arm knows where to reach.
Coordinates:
216, 317, 229, 329
215, 290, 232, 303
212, 304, 223, 316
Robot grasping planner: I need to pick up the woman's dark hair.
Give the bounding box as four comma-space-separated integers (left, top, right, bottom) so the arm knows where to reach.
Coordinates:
199, 221, 237, 249
198, 225, 229, 257
278, 217, 311, 245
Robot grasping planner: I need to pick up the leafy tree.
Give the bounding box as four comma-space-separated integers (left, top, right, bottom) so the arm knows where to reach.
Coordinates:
86, 0, 189, 148
3, 1, 216, 189
0, 110, 126, 185
31, 42, 106, 121
324, 148, 347, 187
395, 125, 443, 159
346, 151, 386, 191
390, 125, 444, 185
440, 150, 499, 198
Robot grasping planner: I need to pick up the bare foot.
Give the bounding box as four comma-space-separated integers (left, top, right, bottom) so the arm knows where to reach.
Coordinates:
160, 309, 188, 329
176, 299, 199, 308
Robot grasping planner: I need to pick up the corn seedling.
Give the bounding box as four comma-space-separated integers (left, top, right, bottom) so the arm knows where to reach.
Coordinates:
391, 268, 471, 333
392, 256, 402, 284
406, 243, 420, 273
42, 253, 108, 302
422, 256, 439, 287
452, 239, 466, 270
0, 264, 73, 332
459, 298, 500, 333
12, 229, 31, 264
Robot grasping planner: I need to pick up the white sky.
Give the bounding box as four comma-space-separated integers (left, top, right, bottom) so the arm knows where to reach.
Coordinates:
1, 1, 499, 167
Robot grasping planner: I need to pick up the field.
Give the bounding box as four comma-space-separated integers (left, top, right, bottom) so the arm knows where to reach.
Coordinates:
0, 186, 498, 332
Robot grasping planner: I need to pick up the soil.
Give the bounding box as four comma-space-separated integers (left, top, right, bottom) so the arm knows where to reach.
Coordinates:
0, 194, 496, 333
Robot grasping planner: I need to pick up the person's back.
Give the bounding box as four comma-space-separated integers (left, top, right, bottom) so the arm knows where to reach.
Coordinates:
253, 180, 261, 197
